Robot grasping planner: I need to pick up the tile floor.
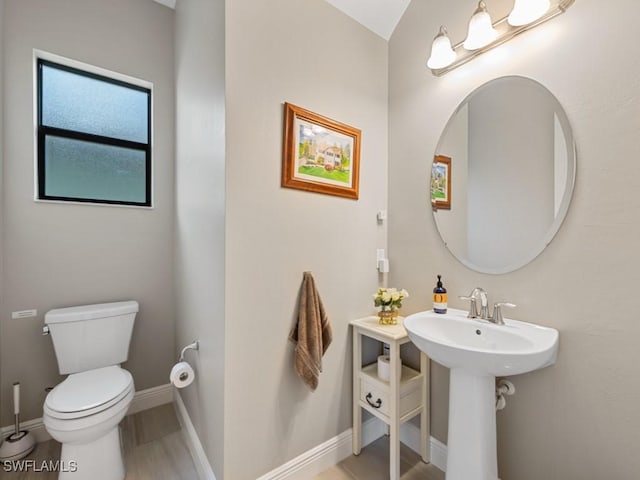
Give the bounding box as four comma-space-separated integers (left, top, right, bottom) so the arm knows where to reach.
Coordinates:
1, 403, 198, 479
315, 436, 445, 480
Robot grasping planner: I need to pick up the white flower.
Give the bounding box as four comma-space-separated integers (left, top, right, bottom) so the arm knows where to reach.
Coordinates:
373, 287, 410, 308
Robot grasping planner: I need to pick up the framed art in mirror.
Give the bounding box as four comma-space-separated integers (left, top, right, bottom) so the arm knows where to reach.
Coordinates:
431, 155, 451, 210
282, 102, 361, 200
431, 76, 576, 274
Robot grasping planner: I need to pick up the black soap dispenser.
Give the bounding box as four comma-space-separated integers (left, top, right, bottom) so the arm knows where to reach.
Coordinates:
433, 275, 448, 314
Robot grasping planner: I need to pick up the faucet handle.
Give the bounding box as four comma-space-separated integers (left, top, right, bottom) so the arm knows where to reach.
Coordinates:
459, 295, 479, 318
492, 302, 516, 325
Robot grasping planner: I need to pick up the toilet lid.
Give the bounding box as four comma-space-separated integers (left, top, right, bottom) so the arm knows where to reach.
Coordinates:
46, 366, 133, 415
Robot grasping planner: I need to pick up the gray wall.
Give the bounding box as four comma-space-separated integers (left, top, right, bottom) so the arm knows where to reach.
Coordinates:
389, 0, 640, 478
174, 0, 226, 477
0, 0, 175, 425
224, 0, 388, 477
467, 81, 554, 269
435, 104, 468, 259
0, 0, 5, 425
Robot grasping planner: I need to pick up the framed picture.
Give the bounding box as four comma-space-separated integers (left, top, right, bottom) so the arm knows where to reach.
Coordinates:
431, 155, 451, 210
282, 102, 361, 200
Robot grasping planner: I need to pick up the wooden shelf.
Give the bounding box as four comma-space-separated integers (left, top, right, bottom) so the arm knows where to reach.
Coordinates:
360, 362, 422, 386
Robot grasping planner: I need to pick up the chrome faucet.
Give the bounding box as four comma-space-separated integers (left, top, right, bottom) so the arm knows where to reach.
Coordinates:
460, 288, 516, 325
459, 287, 490, 320
491, 302, 516, 326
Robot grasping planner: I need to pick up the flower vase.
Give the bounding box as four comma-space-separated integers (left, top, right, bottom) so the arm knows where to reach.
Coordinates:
378, 308, 399, 325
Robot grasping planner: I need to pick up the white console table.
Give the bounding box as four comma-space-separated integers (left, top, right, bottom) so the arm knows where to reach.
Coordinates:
351, 316, 430, 480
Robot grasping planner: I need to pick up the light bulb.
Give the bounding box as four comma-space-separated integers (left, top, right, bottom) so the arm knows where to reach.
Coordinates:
508, 0, 551, 26
427, 26, 457, 70
463, 1, 498, 50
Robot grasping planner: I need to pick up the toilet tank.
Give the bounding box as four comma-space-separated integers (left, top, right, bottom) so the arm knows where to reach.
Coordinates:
45, 301, 138, 375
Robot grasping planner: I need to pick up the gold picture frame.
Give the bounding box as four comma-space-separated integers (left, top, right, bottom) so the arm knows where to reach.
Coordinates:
282, 102, 361, 200
431, 155, 451, 210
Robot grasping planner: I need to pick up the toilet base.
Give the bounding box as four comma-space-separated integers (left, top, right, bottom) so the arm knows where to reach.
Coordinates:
58, 426, 124, 480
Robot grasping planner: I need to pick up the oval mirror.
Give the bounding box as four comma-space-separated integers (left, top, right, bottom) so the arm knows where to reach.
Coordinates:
431, 76, 576, 274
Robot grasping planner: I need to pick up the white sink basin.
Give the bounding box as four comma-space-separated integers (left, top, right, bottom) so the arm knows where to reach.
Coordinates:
404, 308, 558, 376
404, 308, 559, 480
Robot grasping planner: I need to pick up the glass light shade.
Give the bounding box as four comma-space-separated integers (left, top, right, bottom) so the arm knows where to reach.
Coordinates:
427, 26, 457, 69
463, 1, 498, 50
508, 0, 551, 26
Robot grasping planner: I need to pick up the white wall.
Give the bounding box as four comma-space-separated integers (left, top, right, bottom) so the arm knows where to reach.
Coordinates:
174, 0, 226, 477
389, 0, 640, 478
224, 0, 388, 477
0, 0, 175, 424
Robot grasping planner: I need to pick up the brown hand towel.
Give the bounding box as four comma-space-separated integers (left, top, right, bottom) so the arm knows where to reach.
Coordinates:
289, 271, 333, 391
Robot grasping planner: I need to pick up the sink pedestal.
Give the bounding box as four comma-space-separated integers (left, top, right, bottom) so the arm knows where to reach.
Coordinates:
403, 309, 559, 480
446, 369, 498, 480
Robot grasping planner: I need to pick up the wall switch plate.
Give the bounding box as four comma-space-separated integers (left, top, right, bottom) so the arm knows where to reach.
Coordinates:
12, 309, 38, 319
376, 249, 389, 272
377, 258, 390, 273
377, 210, 387, 222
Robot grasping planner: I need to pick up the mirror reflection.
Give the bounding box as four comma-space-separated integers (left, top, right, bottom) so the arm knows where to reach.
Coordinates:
432, 76, 576, 274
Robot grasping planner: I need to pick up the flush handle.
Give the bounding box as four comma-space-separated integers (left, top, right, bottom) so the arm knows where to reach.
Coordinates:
42, 326, 50, 336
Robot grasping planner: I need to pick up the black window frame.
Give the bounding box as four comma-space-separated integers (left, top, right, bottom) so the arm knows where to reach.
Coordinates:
37, 59, 152, 207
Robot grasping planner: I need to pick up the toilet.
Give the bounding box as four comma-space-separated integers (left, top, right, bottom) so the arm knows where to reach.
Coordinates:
43, 301, 138, 480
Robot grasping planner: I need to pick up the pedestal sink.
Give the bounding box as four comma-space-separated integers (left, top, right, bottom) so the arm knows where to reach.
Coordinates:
404, 308, 559, 480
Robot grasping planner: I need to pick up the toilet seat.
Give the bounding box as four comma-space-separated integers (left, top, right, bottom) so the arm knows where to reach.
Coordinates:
45, 366, 133, 420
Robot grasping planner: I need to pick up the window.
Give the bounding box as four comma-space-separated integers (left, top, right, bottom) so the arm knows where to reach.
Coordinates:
37, 58, 152, 206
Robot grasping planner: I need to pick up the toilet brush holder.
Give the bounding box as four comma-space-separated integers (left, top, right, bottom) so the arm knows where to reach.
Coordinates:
0, 383, 36, 461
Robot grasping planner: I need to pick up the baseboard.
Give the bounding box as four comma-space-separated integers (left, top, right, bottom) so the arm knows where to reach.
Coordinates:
0, 416, 50, 444
427, 435, 448, 472
256, 417, 384, 480
127, 383, 174, 415
0, 383, 174, 444
361, 417, 387, 447
256, 429, 353, 480
257, 417, 447, 480
358, 416, 448, 472
397, 420, 447, 472
173, 391, 217, 480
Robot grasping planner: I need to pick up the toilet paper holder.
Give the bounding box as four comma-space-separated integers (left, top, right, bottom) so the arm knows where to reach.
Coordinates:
179, 340, 199, 362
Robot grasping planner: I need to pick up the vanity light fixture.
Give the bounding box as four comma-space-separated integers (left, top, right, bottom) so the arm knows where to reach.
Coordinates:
463, 1, 498, 50
426, 0, 574, 76
427, 26, 457, 69
508, 0, 551, 26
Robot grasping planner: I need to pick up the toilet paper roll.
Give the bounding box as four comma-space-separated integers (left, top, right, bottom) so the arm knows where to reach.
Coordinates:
170, 361, 195, 388
377, 355, 402, 382
377, 355, 390, 381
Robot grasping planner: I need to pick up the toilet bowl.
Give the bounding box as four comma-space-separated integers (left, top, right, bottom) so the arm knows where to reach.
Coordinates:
43, 366, 134, 480
42, 301, 138, 480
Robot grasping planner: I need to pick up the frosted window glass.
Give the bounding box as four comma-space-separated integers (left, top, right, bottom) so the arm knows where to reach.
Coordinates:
44, 136, 147, 203
41, 64, 149, 144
